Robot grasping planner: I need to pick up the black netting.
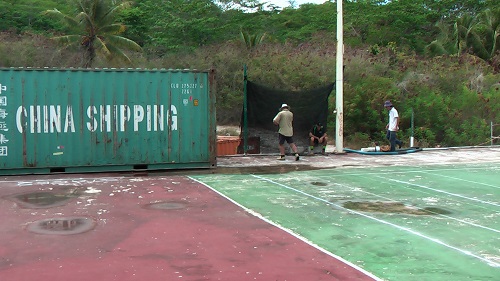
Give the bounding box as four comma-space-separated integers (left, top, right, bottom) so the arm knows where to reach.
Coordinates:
240, 81, 334, 153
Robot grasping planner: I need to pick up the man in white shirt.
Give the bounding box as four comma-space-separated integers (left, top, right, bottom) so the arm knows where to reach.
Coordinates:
384, 100, 403, 152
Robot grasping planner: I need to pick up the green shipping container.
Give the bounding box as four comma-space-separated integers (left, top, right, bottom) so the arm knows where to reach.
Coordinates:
0, 68, 216, 175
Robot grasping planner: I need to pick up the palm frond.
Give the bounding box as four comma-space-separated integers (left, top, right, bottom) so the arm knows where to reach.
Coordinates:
240, 31, 266, 49
478, 9, 500, 58
51, 35, 85, 46
43, 0, 142, 67
42, 9, 80, 28
426, 41, 448, 56
74, 11, 93, 31
93, 37, 113, 58
467, 31, 491, 60
106, 43, 133, 65
104, 1, 134, 21
100, 24, 127, 35
104, 35, 142, 51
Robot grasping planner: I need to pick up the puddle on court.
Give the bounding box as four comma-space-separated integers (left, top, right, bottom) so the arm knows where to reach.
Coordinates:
147, 165, 329, 176
343, 201, 452, 215
144, 201, 187, 210
210, 165, 328, 174
27, 217, 96, 235
6, 188, 82, 209
311, 181, 328, 186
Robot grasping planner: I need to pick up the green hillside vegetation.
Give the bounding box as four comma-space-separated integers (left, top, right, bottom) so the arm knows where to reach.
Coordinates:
1, 0, 499, 148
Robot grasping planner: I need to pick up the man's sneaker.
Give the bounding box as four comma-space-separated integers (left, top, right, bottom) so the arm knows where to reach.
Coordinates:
277, 155, 285, 161
295, 153, 300, 161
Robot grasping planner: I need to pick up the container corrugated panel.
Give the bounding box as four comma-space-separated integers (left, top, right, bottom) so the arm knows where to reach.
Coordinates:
0, 68, 216, 174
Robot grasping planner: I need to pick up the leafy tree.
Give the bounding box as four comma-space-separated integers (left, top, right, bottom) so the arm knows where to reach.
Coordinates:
117, 6, 148, 47
0, 0, 70, 33
422, 0, 488, 18
221, 8, 280, 44
216, 0, 264, 11
135, 0, 223, 56
42, 0, 142, 67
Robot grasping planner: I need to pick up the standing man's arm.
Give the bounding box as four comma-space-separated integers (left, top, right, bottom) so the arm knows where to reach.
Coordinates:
273, 113, 280, 125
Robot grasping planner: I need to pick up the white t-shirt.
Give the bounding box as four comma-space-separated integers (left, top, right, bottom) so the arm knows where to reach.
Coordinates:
388, 107, 399, 131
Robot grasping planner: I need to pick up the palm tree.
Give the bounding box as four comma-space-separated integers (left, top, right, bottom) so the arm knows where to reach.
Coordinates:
426, 16, 478, 57
453, 14, 479, 55
240, 30, 266, 49
43, 0, 142, 68
427, 9, 500, 65
477, 9, 500, 60
426, 20, 457, 56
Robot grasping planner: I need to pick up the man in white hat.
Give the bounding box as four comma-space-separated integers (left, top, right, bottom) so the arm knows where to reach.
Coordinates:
384, 100, 403, 151
273, 103, 300, 161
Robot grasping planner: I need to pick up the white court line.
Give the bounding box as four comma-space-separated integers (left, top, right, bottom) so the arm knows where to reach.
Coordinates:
348, 177, 500, 234
251, 174, 500, 268
198, 175, 500, 236
311, 165, 500, 178
195, 173, 499, 211
188, 176, 384, 281
376, 176, 500, 207
419, 171, 500, 189
303, 167, 498, 211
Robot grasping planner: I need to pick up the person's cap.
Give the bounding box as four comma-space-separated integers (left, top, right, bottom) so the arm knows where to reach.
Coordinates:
384, 100, 393, 107
280, 103, 289, 109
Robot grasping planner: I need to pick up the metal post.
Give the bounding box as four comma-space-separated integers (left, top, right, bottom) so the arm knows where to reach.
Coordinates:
335, 0, 344, 153
491, 121, 493, 146
410, 108, 414, 147
243, 64, 248, 155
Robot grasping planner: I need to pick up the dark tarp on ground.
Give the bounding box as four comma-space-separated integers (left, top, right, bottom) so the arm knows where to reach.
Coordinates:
343, 147, 423, 155
242, 81, 334, 140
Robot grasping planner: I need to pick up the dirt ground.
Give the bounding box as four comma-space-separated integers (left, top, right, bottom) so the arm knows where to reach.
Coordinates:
218, 126, 327, 154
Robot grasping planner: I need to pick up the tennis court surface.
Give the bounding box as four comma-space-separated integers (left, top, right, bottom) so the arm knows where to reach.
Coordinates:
0, 147, 499, 280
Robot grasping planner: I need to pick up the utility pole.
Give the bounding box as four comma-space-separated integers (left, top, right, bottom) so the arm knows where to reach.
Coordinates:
335, 0, 344, 153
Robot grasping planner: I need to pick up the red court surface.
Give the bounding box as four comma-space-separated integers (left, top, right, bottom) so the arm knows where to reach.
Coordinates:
0, 174, 377, 281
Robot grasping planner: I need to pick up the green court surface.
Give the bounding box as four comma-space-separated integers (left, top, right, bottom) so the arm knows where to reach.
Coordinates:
192, 162, 500, 281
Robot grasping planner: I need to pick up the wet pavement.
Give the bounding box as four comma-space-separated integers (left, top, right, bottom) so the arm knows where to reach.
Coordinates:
0, 146, 498, 281
201, 147, 500, 281
0, 174, 377, 281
